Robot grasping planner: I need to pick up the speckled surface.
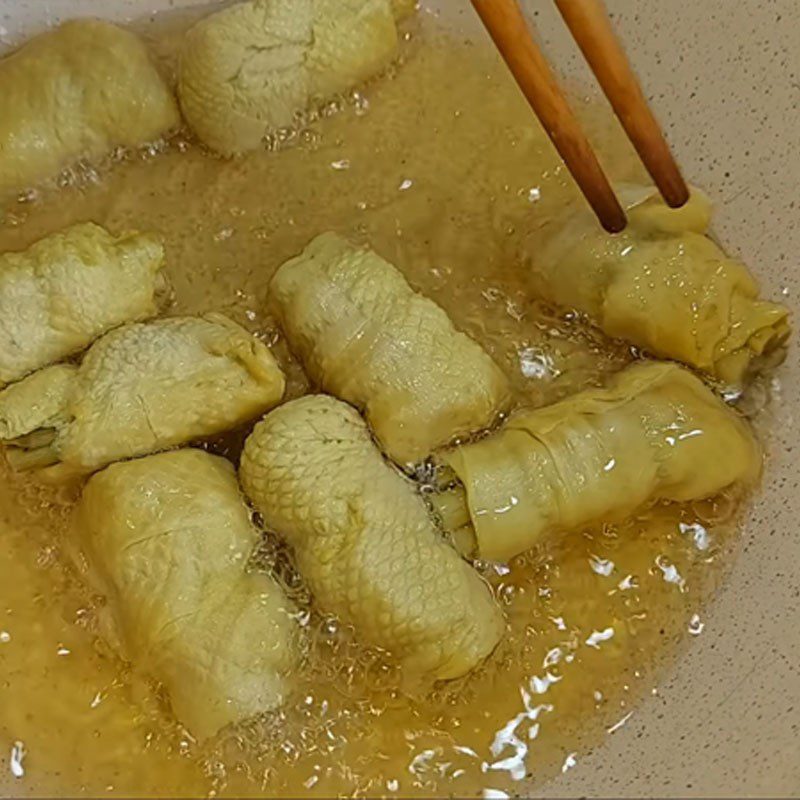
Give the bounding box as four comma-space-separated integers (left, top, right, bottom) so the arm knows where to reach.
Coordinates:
1, 0, 798, 796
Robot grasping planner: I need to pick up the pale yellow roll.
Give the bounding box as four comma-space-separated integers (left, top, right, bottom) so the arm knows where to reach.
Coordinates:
179, 0, 403, 156
531, 186, 790, 385
438, 362, 761, 562
0, 314, 285, 478
75, 449, 299, 740
0, 20, 180, 198
240, 395, 505, 680
270, 233, 511, 465
0, 223, 167, 386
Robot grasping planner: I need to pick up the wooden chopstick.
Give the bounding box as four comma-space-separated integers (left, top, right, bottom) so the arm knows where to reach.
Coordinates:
554, 0, 689, 208
470, 0, 627, 233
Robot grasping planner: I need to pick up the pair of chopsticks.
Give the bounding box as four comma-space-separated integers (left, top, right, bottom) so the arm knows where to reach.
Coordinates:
471, 0, 689, 233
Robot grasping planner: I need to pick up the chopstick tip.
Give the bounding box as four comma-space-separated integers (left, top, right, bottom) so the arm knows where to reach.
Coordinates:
603, 216, 627, 234
664, 182, 691, 209
597, 198, 627, 233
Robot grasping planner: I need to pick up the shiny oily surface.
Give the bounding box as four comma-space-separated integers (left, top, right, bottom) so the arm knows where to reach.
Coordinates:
0, 3, 778, 797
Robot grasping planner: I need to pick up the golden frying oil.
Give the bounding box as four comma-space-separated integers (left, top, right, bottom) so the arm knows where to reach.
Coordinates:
0, 4, 759, 797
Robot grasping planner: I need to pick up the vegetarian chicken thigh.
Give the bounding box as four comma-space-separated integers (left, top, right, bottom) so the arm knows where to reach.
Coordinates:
241, 395, 505, 680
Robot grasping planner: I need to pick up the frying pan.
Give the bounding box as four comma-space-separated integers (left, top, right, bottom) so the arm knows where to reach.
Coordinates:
0, 0, 797, 796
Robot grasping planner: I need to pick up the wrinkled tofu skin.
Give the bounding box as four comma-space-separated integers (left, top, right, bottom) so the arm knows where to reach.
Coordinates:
437, 362, 761, 562
74, 449, 299, 740
178, 0, 402, 156
531, 186, 790, 385
240, 395, 504, 680
0, 364, 77, 443
270, 233, 511, 465
0, 20, 180, 198
0, 223, 166, 386
0, 314, 285, 477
